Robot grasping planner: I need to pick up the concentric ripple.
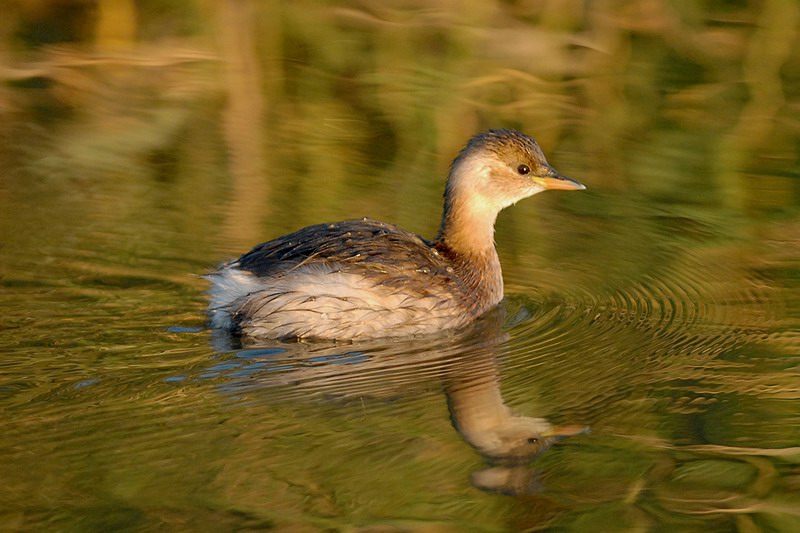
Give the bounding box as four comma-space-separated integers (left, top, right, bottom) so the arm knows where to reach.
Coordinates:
497, 247, 785, 416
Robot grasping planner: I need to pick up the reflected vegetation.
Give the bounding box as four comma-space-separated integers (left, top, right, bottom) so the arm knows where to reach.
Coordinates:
1, 0, 799, 531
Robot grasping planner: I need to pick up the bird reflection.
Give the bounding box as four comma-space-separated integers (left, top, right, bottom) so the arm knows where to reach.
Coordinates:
210, 306, 586, 495
440, 309, 588, 494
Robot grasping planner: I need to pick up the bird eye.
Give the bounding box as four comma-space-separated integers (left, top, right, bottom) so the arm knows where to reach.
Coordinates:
517, 164, 530, 175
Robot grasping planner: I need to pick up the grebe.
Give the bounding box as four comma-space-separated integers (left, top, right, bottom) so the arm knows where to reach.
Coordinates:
208, 129, 585, 340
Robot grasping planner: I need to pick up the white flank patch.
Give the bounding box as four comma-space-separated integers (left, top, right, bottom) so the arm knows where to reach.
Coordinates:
207, 264, 464, 340
206, 266, 264, 330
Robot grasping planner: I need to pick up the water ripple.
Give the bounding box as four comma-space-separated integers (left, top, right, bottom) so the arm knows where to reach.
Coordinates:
493, 247, 787, 419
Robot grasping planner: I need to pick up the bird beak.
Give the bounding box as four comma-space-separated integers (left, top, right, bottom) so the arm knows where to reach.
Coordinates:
534, 167, 586, 191
542, 424, 591, 440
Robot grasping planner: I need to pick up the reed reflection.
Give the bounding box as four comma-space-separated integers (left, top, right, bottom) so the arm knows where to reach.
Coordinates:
211, 307, 586, 495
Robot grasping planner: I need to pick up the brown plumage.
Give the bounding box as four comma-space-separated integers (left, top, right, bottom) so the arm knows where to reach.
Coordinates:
207, 129, 585, 340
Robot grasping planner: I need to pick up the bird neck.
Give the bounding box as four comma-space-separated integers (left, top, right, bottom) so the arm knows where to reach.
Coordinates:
435, 157, 503, 256
436, 191, 498, 256
434, 189, 504, 313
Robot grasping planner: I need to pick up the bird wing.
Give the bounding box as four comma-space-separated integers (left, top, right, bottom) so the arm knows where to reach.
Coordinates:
234, 219, 457, 291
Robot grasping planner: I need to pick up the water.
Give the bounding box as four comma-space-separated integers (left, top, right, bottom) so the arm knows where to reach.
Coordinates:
2, 2, 800, 531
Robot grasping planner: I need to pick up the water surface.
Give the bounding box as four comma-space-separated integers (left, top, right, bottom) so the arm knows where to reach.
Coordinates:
1, 2, 799, 531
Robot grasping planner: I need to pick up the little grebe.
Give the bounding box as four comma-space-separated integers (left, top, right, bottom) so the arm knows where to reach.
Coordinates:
208, 129, 585, 340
